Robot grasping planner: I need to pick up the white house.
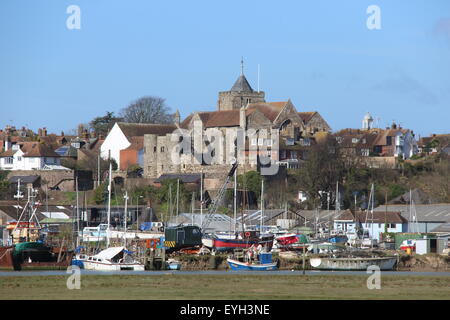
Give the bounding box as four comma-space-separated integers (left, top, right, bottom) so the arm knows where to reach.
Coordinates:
334, 210, 407, 241
100, 122, 176, 168
0, 141, 62, 171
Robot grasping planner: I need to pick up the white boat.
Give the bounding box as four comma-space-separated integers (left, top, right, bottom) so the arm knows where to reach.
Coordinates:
166, 258, 182, 270
309, 256, 397, 271
81, 163, 145, 272
83, 246, 145, 271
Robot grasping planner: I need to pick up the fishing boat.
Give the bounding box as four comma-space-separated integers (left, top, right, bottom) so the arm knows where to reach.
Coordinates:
82, 246, 145, 271
227, 251, 277, 271
1, 182, 73, 271
309, 256, 397, 271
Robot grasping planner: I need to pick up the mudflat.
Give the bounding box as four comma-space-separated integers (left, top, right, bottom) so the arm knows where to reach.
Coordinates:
1, 274, 449, 300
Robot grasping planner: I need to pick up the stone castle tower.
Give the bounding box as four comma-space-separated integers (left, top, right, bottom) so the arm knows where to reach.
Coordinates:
217, 60, 265, 111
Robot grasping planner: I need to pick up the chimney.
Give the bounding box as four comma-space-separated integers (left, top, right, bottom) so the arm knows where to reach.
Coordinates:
42, 127, 47, 137
4, 135, 11, 152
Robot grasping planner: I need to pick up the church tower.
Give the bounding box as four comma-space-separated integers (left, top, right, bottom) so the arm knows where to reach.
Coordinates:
217, 59, 265, 111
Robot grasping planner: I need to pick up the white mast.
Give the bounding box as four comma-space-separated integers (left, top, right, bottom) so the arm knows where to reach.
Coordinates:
260, 179, 264, 234
233, 168, 237, 234
106, 161, 112, 247
76, 176, 80, 237
175, 179, 180, 224
123, 191, 129, 247
200, 170, 203, 227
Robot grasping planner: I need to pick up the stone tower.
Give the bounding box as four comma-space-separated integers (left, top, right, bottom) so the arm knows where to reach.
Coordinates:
217, 60, 265, 111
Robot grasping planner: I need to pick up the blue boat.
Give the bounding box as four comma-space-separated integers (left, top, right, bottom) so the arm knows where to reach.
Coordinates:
328, 235, 348, 244
227, 252, 277, 271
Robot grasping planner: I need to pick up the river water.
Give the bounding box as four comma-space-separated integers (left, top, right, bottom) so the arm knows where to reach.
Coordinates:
1, 270, 450, 277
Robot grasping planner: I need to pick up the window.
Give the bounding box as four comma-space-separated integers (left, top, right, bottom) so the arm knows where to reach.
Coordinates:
266, 139, 273, 147
386, 136, 392, 146
17, 156, 22, 161
258, 138, 264, 146
160, 147, 165, 152
251, 138, 257, 146
153, 146, 157, 152
5, 157, 13, 164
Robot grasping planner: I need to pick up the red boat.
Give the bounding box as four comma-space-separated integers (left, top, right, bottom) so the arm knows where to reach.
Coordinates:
211, 231, 274, 252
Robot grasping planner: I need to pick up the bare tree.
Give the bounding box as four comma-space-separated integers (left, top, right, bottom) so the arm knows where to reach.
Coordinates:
120, 96, 173, 124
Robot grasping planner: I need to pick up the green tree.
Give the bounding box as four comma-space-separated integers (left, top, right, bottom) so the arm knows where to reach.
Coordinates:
92, 183, 108, 204
237, 171, 263, 198
89, 111, 122, 136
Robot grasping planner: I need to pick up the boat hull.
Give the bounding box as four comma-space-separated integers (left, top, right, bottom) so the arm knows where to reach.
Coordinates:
309, 257, 397, 271
227, 258, 277, 271
83, 261, 145, 271
213, 238, 273, 252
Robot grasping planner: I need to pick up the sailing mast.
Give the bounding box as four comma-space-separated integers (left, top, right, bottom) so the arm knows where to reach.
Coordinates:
233, 168, 237, 235
76, 176, 80, 247
260, 179, 264, 234
123, 191, 129, 247
200, 170, 203, 227
106, 161, 112, 247
175, 179, 180, 225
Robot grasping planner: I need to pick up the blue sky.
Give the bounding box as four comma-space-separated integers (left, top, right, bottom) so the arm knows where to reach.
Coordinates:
0, 0, 449, 137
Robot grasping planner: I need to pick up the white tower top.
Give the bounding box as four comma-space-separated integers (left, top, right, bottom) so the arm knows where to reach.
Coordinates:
362, 112, 374, 130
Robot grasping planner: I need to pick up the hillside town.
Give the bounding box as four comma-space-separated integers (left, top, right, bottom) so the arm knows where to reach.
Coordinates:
1, 68, 449, 276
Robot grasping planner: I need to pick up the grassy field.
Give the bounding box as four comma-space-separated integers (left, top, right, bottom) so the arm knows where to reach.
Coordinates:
1, 274, 450, 300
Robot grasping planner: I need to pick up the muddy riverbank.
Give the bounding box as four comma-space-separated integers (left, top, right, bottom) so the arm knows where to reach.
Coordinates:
174, 253, 450, 272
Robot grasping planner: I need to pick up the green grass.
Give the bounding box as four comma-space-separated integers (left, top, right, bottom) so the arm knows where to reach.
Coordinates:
1, 274, 449, 300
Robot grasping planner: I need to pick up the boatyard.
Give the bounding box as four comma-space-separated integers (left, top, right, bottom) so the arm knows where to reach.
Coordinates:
1, 1, 450, 305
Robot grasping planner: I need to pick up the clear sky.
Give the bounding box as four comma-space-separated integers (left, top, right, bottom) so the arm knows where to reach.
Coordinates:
0, 0, 449, 137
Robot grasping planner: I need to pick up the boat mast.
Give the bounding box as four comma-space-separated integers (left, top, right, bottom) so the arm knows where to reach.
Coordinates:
106, 161, 112, 247
371, 183, 375, 249
260, 179, 264, 234
233, 167, 237, 235
200, 170, 203, 227
123, 191, 128, 247
176, 179, 180, 225
76, 176, 80, 247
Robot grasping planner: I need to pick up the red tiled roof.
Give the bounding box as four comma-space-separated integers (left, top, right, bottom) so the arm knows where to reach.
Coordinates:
117, 123, 176, 139
20, 142, 60, 157
298, 112, 316, 123
0, 149, 17, 157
